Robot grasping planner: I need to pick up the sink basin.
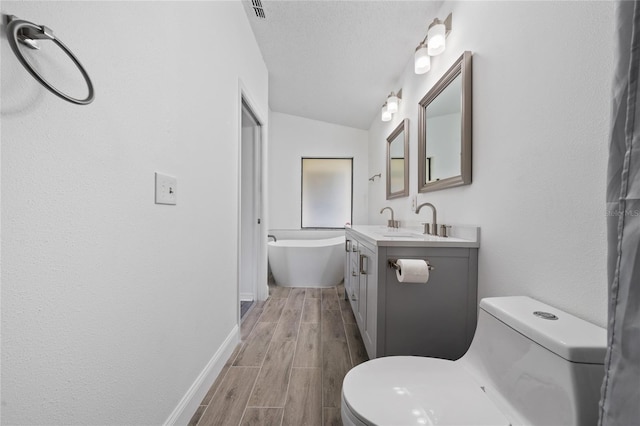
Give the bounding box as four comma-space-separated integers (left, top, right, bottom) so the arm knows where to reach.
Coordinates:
380, 233, 423, 239
380, 232, 455, 241
375, 227, 462, 241
348, 225, 480, 248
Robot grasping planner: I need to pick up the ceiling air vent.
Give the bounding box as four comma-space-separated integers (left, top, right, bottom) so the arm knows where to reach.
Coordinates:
251, 0, 266, 19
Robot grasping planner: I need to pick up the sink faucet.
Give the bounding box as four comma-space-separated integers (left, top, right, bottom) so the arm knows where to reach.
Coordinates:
415, 202, 437, 235
380, 207, 399, 228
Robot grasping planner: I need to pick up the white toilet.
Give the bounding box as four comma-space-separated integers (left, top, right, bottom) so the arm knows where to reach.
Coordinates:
342, 296, 607, 426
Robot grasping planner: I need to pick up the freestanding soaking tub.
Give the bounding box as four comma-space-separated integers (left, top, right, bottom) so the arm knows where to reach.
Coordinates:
268, 236, 345, 288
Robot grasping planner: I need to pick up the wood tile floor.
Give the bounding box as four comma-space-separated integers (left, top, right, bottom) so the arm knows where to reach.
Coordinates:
189, 283, 368, 426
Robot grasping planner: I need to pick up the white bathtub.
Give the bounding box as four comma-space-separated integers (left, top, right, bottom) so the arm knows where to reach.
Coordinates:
268, 236, 345, 288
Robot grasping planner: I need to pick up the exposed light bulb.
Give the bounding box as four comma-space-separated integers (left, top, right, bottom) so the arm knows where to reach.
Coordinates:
427, 19, 446, 56
387, 93, 399, 113
414, 42, 431, 74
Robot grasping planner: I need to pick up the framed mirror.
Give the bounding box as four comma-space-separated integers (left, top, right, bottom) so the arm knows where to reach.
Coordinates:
386, 118, 409, 199
418, 51, 472, 193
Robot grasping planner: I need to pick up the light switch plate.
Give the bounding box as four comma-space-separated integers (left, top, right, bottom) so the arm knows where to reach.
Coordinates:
155, 172, 177, 205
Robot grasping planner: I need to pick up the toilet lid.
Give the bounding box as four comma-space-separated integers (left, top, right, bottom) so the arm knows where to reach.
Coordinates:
342, 356, 511, 426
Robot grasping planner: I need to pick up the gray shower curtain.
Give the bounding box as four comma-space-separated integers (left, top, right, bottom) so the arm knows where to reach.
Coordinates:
599, 1, 640, 425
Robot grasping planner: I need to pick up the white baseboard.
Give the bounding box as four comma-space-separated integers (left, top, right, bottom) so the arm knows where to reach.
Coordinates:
164, 325, 240, 426
240, 292, 255, 302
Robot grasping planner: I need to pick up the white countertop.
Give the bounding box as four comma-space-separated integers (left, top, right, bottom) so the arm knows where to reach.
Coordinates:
346, 225, 480, 248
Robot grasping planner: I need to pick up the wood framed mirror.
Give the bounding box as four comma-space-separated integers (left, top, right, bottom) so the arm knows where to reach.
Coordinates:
418, 51, 472, 193
386, 118, 409, 199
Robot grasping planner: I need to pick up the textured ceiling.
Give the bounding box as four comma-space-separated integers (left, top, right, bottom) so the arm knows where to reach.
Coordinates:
242, 1, 444, 129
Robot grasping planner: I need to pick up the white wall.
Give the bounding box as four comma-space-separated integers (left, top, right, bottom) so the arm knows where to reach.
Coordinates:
1, 1, 268, 424
368, 1, 613, 326
269, 111, 369, 229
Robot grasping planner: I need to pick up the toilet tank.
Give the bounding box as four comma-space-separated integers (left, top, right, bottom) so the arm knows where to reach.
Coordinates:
460, 296, 606, 426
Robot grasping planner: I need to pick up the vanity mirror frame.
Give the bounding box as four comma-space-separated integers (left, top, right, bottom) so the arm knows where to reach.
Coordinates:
418, 51, 472, 193
386, 118, 409, 200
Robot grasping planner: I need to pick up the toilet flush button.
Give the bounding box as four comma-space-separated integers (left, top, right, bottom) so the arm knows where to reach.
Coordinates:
533, 311, 558, 320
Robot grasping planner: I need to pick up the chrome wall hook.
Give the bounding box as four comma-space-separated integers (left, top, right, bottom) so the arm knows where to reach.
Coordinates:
8, 15, 55, 50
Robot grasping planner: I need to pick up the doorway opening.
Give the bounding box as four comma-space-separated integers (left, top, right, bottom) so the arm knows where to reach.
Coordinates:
239, 98, 263, 320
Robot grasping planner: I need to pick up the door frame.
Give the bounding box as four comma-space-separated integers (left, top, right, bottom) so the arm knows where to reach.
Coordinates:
237, 80, 269, 328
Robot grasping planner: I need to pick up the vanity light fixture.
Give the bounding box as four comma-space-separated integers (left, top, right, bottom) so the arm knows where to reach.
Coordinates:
381, 102, 392, 122
386, 92, 401, 113
413, 13, 452, 74
427, 18, 446, 56
381, 89, 402, 122
414, 41, 431, 74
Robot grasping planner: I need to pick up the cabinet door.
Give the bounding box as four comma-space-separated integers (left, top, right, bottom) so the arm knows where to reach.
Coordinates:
344, 238, 352, 300
357, 252, 366, 327
384, 254, 470, 359
358, 245, 377, 357
363, 246, 377, 357
348, 240, 360, 317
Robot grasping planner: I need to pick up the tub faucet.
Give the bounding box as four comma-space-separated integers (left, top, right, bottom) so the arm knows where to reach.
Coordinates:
415, 202, 437, 235
380, 207, 399, 228
267, 234, 277, 242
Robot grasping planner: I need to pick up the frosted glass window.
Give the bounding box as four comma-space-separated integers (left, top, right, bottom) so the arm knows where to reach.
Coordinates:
301, 158, 353, 228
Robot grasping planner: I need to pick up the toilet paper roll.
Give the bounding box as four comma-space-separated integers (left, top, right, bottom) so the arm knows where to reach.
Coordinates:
396, 259, 430, 283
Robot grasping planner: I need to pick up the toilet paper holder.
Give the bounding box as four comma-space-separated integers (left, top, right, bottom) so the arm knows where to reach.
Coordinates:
388, 259, 435, 272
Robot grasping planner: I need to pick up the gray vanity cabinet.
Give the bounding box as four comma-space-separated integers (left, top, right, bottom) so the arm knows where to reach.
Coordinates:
344, 228, 478, 361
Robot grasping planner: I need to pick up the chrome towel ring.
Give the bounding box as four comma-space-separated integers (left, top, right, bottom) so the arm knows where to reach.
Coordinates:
6, 15, 95, 105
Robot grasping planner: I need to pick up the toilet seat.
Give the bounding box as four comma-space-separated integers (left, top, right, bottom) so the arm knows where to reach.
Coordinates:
342, 356, 511, 426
